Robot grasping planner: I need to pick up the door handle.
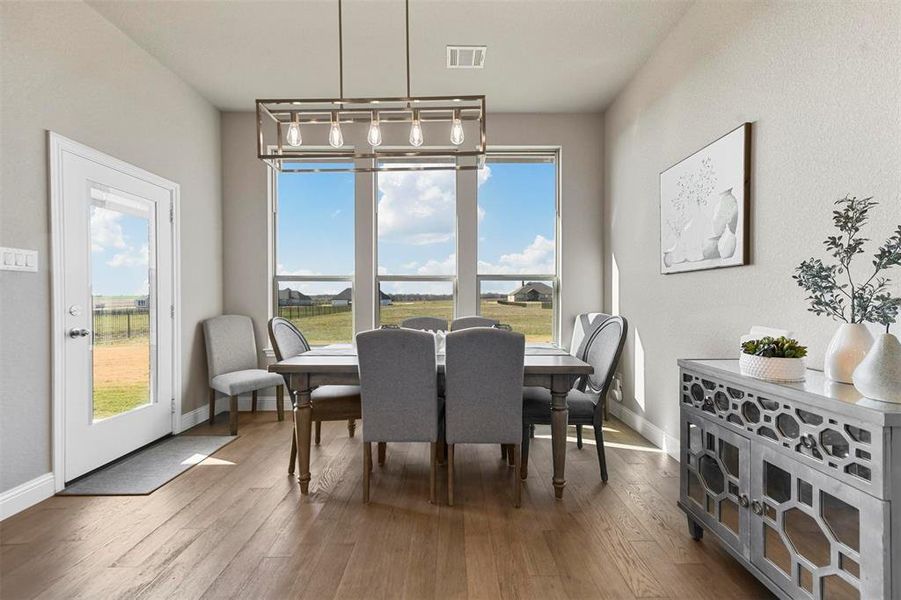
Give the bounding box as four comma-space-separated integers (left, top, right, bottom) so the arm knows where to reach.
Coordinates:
738, 494, 750, 508
751, 500, 764, 516
69, 328, 91, 338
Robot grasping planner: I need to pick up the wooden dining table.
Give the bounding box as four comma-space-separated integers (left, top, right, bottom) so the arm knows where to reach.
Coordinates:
269, 344, 593, 500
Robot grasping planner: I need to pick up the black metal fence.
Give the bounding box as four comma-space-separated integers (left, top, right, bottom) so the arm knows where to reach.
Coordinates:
92, 308, 150, 343
278, 304, 352, 320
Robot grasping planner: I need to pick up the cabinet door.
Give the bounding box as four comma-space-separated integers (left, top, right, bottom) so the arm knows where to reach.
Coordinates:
749, 445, 888, 600
680, 412, 751, 557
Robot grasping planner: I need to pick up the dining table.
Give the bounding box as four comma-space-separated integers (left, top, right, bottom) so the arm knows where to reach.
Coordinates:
268, 344, 593, 500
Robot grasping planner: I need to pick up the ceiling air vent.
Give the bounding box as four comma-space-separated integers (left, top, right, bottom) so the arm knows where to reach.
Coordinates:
446, 45, 486, 69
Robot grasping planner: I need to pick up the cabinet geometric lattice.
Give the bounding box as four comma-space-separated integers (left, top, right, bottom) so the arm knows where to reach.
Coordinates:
678, 359, 901, 600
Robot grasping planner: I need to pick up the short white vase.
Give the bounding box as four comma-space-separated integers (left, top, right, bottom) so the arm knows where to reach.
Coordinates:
739, 353, 806, 382
824, 323, 874, 383
852, 333, 901, 403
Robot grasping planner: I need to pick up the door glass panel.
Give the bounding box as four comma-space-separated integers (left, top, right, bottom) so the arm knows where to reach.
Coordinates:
799, 565, 813, 594
764, 524, 792, 575
719, 498, 739, 535
764, 461, 791, 503
798, 479, 813, 506
821, 574, 859, 600
90, 186, 154, 421
840, 554, 859, 578
719, 439, 740, 477
698, 454, 725, 494
821, 492, 859, 551
688, 422, 702, 454
687, 469, 705, 507
784, 508, 830, 567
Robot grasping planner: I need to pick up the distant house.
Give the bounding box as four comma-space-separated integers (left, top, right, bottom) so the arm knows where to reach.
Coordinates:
278, 288, 313, 306
331, 288, 393, 306
507, 281, 553, 303
134, 296, 149, 309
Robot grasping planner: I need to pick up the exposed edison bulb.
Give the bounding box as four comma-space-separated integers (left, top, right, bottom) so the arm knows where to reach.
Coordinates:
409, 111, 424, 147
450, 111, 464, 146
328, 112, 344, 148
286, 121, 302, 147
367, 112, 382, 147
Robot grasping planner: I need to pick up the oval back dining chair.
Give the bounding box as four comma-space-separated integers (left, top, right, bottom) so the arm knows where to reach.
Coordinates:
268, 317, 361, 477
356, 327, 441, 503
445, 327, 525, 507
401, 316, 448, 331
204, 315, 286, 435
449, 316, 498, 331
521, 315, 627, 482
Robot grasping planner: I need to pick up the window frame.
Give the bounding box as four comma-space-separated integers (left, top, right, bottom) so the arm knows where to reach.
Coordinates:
475, 149, 561, 344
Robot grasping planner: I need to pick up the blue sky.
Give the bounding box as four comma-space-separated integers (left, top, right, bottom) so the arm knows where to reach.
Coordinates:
90, 204, 151, 298
277, 161, 555, 295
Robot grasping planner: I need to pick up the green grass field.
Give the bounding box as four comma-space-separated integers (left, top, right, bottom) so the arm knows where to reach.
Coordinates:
284, 299, 553, 345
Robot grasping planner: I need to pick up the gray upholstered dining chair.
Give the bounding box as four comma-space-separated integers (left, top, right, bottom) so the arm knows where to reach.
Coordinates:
203, 315, 286, 435
400, 316, 448, 331
449, 315, 498, 331
445, 327, 525, 507
521, 315, 627, 482
356, 327, 441, 504
268, 317, 361, 474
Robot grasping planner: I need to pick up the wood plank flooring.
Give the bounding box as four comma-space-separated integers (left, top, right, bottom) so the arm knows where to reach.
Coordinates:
0, 413, 773, 599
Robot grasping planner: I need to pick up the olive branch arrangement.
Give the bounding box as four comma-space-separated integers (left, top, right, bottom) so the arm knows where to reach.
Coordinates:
793, 195, 901, 331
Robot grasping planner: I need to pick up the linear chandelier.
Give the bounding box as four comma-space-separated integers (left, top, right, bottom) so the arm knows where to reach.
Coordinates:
256, 0, 486, 173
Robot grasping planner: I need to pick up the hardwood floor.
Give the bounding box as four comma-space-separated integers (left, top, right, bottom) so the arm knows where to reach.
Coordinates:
0, 413, 773, 599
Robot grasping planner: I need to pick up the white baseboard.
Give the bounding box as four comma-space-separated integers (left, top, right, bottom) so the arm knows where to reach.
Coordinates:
1, 473, 55, 521
608, 401, 680, 461
180, 395, 284, 431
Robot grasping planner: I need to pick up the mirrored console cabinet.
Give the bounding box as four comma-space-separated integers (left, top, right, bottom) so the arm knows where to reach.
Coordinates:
678, 359, 901, 600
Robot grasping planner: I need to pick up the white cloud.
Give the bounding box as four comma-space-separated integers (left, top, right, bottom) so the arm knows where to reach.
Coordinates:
377, 165, 490, 245
90, 207, 127, 252
107, 244, 148, 268
331, 209, 342, 218
135, 279, 149, 296
479, 235, 555, 274
416, 253, 455, 275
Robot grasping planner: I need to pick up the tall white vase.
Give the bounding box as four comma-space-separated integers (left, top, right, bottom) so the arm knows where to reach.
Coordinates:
825, 323, 874, 383
852, 333, 901, 403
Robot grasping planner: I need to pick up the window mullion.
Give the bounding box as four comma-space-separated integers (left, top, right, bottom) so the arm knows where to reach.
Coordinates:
455, 167, 478, 317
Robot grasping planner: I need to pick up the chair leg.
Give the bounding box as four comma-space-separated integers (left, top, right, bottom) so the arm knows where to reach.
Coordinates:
429, 442, 438, 504
513, 444, 522, 508
314, 420, 321, 445
276, 385, 285, 421
363, 442, 372, 503
521, 425, 531, 480
229, 395, 238, 435
576, 424, 583, 449
593, 421, 609, 482
208, 388, 216, 425
252, 390, 258, 413
377, 442, 387, 466
500, 444, 507, 461
602, 395, 609, 422
529, 423, 535, 439
447, 444, 455, 506
438, 440, 447, 465
506, 444, 515, 467
348, 419, 356, 438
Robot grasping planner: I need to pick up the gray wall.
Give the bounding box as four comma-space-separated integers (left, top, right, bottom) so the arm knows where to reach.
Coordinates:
0, 1, 223, 492
221, 112, 604, 354
602, 1, 901, 445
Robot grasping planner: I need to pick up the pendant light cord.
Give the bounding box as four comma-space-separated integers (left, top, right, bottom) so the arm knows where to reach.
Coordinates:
338, 0, 344, 98
405, 0, 411, 99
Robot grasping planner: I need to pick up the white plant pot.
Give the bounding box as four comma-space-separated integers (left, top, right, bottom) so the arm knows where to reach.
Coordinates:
852, 333, 901, 403
825, 323, 874, 384
739, 353, 806, 383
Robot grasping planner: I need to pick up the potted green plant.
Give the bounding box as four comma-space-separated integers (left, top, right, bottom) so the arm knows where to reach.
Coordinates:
740, 336, 808, 382
794, 195, 901, 383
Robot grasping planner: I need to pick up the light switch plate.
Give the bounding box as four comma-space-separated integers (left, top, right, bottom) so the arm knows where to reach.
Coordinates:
0, 247, 38, 272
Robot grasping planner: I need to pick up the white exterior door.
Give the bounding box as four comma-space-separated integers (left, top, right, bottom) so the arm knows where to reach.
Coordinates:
53, 136, 177, 482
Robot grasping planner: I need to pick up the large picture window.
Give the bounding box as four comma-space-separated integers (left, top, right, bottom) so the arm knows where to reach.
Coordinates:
272, 151, 560, 345
478, 154, 558, 342
376, 161, 456, 327
274, 163, 354, 345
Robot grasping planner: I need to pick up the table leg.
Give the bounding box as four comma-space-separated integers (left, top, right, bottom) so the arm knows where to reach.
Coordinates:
550, 375, 570, 499
291, 373, 313, 495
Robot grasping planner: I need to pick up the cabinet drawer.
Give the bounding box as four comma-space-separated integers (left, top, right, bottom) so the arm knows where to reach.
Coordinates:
681, 369, 883, 497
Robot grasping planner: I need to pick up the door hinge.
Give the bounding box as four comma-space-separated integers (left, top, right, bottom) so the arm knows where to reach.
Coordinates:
171, 398, 176, 414
169, 201, 175, 223
170, 305, 175, 319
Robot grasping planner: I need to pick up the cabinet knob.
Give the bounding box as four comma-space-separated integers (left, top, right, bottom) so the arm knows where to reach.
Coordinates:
751, 500, 763, 516
738, 494, 750, 508
801, 434, 817, 450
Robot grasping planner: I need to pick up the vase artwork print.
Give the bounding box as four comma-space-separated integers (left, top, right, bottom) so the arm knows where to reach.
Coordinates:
660, 123, 751, 274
